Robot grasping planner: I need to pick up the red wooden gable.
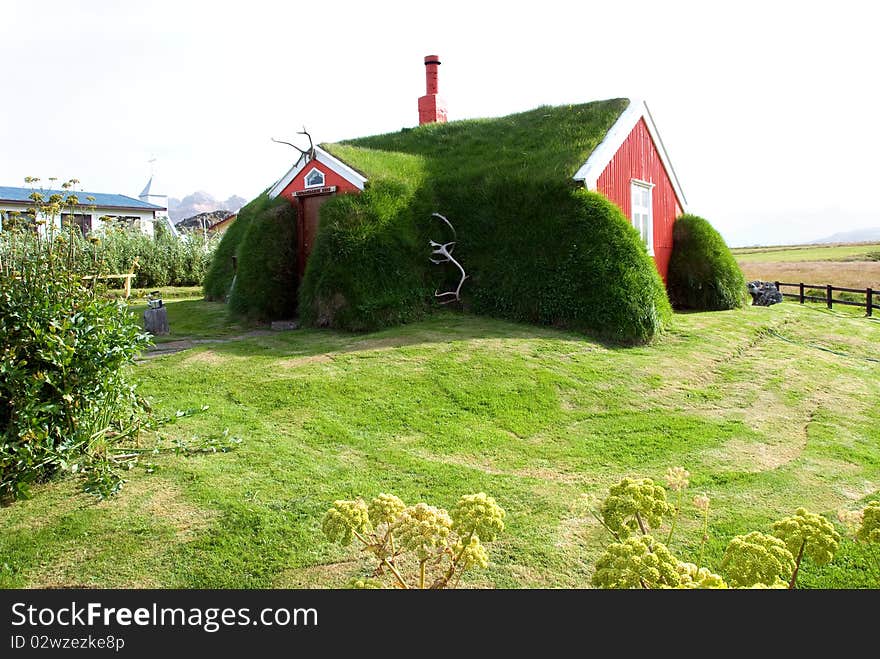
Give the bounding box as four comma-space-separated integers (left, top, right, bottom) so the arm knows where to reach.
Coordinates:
278, 160, 362, 203
596, 118, 683, 282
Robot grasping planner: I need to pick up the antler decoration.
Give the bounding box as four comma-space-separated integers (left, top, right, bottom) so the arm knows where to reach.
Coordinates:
429, 212, 467, 304
271, 126, 315, 159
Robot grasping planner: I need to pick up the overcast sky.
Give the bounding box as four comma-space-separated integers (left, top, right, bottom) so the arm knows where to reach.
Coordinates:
1, 0, 877, 246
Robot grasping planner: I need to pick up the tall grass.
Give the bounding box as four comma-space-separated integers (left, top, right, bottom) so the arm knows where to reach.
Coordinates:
91, 222, 218, 288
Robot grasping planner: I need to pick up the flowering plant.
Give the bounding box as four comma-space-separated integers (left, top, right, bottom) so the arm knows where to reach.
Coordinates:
323, 492, 505, 588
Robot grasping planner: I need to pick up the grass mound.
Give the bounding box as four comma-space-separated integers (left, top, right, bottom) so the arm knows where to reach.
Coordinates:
667, 213, 746, 311
435, 178, 670, 343
202, 192, 270, 301
299, 178, 433, 331
227, 196, 298, 321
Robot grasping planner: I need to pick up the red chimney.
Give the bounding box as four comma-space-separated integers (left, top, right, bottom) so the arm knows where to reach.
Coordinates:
418, 55, 448, 126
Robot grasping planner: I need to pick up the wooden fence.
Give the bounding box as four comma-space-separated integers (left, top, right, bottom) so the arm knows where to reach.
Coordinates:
775, 281, 879, 317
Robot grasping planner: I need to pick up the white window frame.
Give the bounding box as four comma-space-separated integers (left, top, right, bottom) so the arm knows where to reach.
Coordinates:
304, 167, 326, 189
630, 179, 654, 256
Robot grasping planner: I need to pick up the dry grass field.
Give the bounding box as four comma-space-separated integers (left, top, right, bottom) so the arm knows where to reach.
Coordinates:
733, 242, 880, 289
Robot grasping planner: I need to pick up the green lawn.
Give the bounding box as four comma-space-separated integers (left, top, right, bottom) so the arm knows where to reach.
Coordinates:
127, 296, 261, 343
1, 301, 878, 588
733, 243, 880, 263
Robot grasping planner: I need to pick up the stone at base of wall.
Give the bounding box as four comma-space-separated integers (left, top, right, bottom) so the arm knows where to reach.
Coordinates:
271, 320, 300, 331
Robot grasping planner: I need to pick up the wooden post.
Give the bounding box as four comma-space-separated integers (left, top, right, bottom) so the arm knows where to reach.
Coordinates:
799, 282, 805, 305
232, 255, 238, 274
868, 288, 873, 317
826, 285, 833, 309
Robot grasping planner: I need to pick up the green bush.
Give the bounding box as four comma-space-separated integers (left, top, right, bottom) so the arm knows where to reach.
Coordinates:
202, 191, 268, 301
0, 229, 150, 501
667, 214, 746, 311
227, 195, 298, 321
299, 180, 433, 331
94, 222, 217, 288
11, 219, 219, 290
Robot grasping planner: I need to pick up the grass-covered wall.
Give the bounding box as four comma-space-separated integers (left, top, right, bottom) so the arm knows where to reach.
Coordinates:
203, 191, 299, 320
667, 213, 746, 311
203, 191, 268, 301
298, 169, 434, 331
227, 196, 298, 320
304, 98, 671, 343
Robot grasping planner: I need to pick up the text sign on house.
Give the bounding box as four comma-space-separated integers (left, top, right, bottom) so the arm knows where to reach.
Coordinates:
294, 186, 337, 198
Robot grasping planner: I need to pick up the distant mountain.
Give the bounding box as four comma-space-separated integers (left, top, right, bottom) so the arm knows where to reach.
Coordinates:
167, 191, 246, 222
812, 227, 880, 244
176, 210, 234, 231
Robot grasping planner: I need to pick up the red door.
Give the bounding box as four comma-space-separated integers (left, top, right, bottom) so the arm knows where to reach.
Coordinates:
298, 193, 332, 277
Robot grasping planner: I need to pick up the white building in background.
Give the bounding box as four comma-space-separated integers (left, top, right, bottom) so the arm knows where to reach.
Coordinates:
0, 185, 165, 237
138, 174, 179, 237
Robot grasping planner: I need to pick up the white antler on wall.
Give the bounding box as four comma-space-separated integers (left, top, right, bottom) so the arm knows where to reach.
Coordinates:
429, 212, 467, 304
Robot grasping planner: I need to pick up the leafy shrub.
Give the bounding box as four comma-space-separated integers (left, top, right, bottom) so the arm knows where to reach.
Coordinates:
1, 218, 217, 290
202, 191, 268, 301
0, 228, 150, 501
227, 196, 298, 320
667, 213, 746, 310
322, 492, 505, 588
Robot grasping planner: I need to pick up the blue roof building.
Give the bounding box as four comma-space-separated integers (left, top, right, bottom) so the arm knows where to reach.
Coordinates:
0, 184, 166, 237
0, 186, 164, 211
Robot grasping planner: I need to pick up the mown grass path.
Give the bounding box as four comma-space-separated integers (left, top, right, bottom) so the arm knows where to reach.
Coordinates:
1, 302, 878, 588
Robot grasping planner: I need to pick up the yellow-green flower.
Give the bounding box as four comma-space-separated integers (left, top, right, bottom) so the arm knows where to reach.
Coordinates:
665, 466, 690, 491
450, 492, 505, 541
322, 498, 371, 546
368, 493, 406, 526
394, 502, 452, 560
772, 508, 840, 566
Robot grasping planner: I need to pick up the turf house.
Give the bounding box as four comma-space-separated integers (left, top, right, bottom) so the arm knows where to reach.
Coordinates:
205, 55, 699, 344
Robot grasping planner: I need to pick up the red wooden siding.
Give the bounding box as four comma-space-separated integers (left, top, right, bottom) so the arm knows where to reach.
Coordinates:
278, 160, 361, 202
596, 117, 682, 281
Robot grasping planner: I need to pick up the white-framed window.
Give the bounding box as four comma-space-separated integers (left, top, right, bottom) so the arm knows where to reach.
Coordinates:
630, 179, 654, 255
304, 168, 325, 188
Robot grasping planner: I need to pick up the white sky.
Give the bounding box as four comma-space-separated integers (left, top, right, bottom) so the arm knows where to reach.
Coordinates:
1, 0, 877, 246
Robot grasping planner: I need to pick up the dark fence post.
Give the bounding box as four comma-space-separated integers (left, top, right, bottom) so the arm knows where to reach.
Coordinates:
868, 288, 874, 317
799, 282, 805, 305
826, 285, 833, 309
232, 255, 238, 274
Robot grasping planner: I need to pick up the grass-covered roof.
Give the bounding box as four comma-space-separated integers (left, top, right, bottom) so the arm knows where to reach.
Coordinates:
323, 98, 629, 185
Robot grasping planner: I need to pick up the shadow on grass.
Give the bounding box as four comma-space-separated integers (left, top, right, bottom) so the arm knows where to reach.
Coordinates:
142, 303, 639, 363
